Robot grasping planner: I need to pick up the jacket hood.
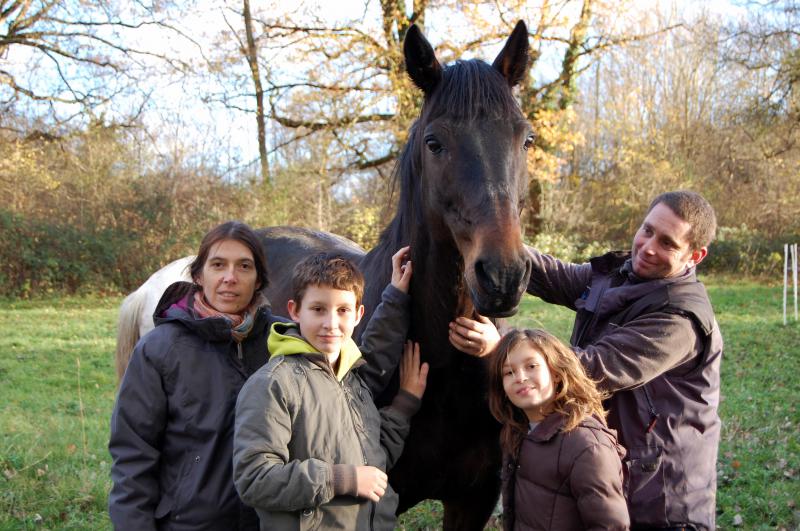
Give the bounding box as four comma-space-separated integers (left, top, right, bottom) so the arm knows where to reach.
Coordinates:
268, 322, 363, 381
153, 281, 272, 342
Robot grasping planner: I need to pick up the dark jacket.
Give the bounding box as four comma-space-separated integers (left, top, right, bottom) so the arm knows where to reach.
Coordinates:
233, 319, 418, 530
109, 282, 409, 531
502, 414, 629, 530
108, 282, 283, 530
526, 249, 723, 530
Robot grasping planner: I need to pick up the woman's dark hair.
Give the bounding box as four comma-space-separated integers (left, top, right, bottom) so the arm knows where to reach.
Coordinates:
190, 221, 269, 294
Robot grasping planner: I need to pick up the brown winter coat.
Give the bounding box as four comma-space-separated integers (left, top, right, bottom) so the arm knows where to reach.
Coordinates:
501, 413, 629, 531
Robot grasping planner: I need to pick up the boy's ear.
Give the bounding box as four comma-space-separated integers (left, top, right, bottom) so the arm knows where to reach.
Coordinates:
354, 304, 365, 326
287, 299, 300, 321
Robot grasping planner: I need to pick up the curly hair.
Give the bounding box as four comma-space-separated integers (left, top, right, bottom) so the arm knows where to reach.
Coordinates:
486, 328, 608, 458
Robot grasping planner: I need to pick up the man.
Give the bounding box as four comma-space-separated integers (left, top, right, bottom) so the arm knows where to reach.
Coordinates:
450, 190, 723, 531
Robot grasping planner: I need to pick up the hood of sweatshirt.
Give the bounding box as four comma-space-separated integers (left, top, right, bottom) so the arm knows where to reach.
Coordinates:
268, 321, 363, 382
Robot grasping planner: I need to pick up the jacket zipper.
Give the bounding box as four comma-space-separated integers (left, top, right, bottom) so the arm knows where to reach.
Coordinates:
642, 385, 659, 433
236, 342, 243, 360
339, 375, 375, 529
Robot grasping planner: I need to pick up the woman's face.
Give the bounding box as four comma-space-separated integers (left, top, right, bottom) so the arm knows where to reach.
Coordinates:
195, 239, 260, 315
501, 343, 557, 422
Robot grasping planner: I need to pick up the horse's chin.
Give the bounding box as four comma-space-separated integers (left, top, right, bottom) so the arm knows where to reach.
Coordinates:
480, 306, 519, 318
471, 292, 521, 318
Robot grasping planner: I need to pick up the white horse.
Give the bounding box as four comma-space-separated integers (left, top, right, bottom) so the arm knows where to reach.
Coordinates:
114, 255, 194, 381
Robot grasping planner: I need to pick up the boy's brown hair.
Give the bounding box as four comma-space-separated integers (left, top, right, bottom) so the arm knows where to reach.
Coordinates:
291, 253, 365, 307
487, 328, 608, 459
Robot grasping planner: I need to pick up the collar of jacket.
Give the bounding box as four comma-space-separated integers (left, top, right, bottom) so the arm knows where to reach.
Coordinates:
268, 322, 364, 382
151, 281, 272, 343
584, 252, 699, 316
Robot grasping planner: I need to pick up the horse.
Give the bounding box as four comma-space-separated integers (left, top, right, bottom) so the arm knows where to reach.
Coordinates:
115, 21, 533, 529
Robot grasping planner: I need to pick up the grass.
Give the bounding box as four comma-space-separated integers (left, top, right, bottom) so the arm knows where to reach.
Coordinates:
1, 280, 799, 530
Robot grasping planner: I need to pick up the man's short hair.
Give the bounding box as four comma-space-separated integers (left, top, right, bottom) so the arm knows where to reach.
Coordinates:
291, 253, 365, 307
647, 190, 717, 250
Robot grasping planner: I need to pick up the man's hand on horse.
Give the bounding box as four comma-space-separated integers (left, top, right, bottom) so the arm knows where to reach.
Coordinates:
448, 315, 501, 358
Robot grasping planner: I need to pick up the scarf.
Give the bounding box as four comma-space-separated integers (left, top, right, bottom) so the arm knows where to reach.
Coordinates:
192, 290, 267, 343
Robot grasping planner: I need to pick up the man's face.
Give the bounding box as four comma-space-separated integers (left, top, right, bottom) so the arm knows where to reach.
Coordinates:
631, 202, 707, 280
287, 285, 364, 362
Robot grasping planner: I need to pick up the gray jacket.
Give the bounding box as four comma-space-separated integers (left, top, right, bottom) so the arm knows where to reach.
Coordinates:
526, 249, 722, 530
233, 294, 417, 530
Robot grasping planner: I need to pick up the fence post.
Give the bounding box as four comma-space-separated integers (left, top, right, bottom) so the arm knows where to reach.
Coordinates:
794, 243, 798, 322
784, 243, 789, 326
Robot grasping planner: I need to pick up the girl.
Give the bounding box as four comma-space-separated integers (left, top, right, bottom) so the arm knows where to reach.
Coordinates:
487, 328, 629, 531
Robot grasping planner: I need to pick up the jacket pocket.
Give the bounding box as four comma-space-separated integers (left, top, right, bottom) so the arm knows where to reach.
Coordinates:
172, 450, 200, 520
624, 445, 666, 521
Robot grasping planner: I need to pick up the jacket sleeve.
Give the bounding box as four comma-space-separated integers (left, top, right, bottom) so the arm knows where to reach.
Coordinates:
233, 367, 335, 511
357, 284, 410, 397
377, 389, 420, 470
570, 441, 630, 530
575, 311, 703, 391
108, 341, 167, 531
526, 246, 593, 311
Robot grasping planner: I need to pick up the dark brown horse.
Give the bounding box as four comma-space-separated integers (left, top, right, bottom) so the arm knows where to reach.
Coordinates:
256, 22, 533, 529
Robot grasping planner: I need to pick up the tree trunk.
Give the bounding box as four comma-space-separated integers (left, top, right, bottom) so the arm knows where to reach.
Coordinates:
243, 0, 270, 184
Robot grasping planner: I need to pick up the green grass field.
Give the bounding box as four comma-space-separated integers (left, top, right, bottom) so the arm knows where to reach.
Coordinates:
1, 280, 798, 530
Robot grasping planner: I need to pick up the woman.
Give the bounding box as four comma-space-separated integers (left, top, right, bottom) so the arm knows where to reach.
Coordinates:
108, 221, 281, 530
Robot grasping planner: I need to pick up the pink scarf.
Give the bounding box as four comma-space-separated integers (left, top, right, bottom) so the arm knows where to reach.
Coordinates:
192, 291, 266, 343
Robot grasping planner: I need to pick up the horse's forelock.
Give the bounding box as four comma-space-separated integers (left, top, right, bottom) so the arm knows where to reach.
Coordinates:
422, 59, 522, 123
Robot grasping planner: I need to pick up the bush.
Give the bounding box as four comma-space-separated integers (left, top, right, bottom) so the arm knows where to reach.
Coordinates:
703, 225, 790, 277
527, 232, 619, 264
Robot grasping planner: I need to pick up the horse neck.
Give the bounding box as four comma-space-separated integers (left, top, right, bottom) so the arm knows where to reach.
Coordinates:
361, 213, 471, 368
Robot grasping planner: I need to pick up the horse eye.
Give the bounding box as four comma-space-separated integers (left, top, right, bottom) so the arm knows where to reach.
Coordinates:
425, 136, 443, 154
523, 133, 535, 151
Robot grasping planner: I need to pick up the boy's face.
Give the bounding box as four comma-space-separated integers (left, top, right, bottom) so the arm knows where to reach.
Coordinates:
287, 285, 365, 359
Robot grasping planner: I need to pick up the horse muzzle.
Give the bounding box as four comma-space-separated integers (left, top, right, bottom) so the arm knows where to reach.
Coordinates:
468, 254, 532, 317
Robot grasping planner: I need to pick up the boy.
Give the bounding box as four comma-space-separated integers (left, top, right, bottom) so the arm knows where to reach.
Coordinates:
233, 250, 428, 530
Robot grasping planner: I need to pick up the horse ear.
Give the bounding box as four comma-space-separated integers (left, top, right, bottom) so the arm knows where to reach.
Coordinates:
492, 20, 530, 88
404, 24, 442, 94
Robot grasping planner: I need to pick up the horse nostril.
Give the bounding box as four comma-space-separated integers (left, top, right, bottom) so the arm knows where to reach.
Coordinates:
474, 259, 500, 293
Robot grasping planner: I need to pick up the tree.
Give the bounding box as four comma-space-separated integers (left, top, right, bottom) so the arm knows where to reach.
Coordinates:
0, 0, 194, 129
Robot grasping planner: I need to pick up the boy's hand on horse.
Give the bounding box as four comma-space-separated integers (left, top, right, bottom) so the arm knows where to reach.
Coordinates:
390, 246, 412, 293
448, 315, 501, 358
355, 466, 388, 502
399, 341, 428, 399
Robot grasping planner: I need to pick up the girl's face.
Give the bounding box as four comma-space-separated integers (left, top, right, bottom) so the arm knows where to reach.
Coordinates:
195, 239, 260, 315
502, 343, 557, 422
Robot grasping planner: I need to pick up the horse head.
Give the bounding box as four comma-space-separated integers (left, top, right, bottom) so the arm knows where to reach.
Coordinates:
402, 21, 533, 318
